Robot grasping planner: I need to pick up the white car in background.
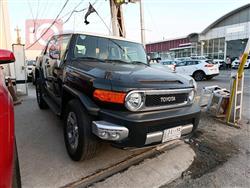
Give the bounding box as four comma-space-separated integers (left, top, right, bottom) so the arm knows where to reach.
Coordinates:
190, 56, 208, 60
26, 60, 36, 81
175, 59, 219, 81
159, 60, 179, 71
175, 57, 191, 61
232, 57, 250, 69
212, 59, 226, 69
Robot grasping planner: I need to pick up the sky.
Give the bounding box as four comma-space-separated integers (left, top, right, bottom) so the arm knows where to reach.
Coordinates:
7, 0, 250, 45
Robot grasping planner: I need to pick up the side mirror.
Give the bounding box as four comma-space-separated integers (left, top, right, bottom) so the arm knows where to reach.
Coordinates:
49, 52, 59, 60
49, 48, 60, 60
0, 49, 15, 64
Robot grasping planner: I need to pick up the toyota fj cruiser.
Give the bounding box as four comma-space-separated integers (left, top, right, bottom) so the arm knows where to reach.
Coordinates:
35, 32, 200, 161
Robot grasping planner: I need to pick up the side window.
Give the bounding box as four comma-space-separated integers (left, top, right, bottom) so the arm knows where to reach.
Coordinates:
46, 38, 59, 58
177, 61, 186, 67
58, 35, 71, 60
187, 61, 192, 66
46, 35, 71, 60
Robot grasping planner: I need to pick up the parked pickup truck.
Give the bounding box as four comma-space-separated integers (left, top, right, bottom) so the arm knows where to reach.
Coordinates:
35, 32, 200, 161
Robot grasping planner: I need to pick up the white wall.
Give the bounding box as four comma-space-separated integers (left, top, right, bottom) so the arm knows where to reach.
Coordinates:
200, 21, 250, 41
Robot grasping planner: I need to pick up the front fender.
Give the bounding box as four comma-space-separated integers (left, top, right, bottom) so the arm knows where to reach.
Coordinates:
63, 85, 100, 116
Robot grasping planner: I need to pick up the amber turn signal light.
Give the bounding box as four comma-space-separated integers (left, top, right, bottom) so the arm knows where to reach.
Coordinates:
93, 89, 126, 104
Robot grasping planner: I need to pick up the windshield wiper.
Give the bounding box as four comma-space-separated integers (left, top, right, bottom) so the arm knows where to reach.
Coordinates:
76, 56, 104, 62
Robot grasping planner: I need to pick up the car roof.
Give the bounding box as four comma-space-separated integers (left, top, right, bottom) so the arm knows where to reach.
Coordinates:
53, 31, 140, 44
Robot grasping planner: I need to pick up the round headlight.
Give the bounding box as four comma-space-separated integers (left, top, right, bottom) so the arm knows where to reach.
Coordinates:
125, 92, 144, 111
189, 78, 197, 91
188, 90, 195, 103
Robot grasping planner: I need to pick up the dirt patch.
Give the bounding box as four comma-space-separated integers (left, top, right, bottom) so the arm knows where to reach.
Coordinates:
182, 130, 238, 179
164, 118, 240, 188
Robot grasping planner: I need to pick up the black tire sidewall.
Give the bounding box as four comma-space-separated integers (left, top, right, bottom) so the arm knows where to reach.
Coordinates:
64, 99, 97, 161
35, 80, 48, 109
194, 71, 205, 81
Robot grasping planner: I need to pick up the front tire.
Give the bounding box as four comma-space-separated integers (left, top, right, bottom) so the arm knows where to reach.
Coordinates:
64, 99, 99, 161
193, 71, 205, 81
35, 79, 48, 109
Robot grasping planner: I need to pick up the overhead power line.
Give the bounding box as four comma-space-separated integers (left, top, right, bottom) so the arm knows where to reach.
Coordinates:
26, 0, 70, 50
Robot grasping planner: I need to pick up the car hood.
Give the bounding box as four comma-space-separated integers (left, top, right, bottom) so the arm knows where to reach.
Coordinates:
73, 61, 194, 92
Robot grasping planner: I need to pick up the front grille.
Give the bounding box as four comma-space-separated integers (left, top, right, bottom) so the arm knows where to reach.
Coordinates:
145, 93, 188, 107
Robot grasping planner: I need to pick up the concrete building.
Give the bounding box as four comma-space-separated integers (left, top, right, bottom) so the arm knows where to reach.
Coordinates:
146, 4, 250, 60
146, 36, 191, 59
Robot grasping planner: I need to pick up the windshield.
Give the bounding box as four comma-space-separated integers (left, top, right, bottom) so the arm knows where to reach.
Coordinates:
27, 60, 35, 66
73, 34, 147, 64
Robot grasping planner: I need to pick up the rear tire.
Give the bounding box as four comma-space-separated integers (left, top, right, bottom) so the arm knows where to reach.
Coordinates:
193, 71, 205, 81
64, 99, 99, 161
36, 79, 48, 109
32, 75, 36, 85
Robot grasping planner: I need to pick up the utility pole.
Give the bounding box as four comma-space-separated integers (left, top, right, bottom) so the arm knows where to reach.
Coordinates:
14, 26, 21, 44
109, 0, 145, 44
109, 0, 126, 37
139, 0, 146, 46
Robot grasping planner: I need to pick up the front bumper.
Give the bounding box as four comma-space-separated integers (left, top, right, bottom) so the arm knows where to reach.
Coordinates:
92, 103, 201, 147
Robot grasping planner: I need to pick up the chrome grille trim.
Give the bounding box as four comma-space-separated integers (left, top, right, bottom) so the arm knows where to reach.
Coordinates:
125, 88, 194, 112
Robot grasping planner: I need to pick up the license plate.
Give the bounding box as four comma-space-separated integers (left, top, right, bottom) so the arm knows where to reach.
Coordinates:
162, 126, 182, 143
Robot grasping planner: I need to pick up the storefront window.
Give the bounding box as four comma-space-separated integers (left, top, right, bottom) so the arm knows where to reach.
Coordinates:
219, 38, 225, 52
208, 40, 213, 54
214, 39, 219, 54
201, 38, 225, 60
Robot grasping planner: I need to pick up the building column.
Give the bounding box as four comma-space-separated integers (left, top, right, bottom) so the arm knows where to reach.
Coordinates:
201, 41, 204, 56
224, 41, 227, 61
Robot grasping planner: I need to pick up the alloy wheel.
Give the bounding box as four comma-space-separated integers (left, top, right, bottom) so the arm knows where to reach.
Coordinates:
66, 112, 79, 151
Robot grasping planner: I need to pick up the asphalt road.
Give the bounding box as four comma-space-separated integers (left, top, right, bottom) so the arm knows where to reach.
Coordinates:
14, 69, 250, 187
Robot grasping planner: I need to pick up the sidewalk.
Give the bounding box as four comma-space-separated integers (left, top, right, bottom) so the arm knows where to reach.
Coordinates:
91, 142, 195, 188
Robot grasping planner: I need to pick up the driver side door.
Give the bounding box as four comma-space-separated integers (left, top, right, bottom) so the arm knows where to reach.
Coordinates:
44, 37, 59, 95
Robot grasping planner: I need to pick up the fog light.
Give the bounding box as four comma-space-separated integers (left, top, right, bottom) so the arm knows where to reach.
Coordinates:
99, 130, 109, 139
110, 132, 120, 140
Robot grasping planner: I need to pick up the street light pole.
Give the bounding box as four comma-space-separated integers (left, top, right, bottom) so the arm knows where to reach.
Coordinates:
139, 0, 146, 46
